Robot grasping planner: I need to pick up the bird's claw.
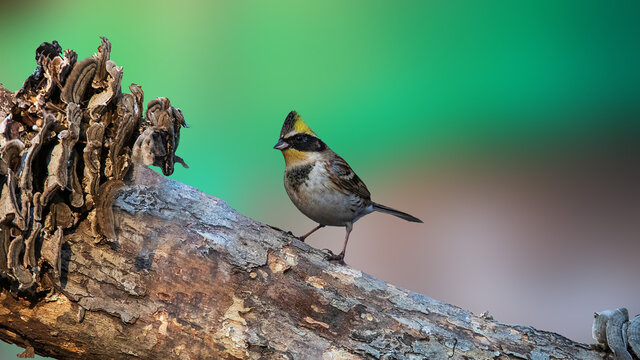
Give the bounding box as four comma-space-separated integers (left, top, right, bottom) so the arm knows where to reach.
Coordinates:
283, 230, 305, 242
323, 249, 345, 264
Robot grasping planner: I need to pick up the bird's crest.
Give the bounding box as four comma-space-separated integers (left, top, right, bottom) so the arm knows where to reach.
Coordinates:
280, 110, 315, 137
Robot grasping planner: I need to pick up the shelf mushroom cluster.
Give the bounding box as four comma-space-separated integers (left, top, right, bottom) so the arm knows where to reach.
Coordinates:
593, 307, 640, 360
0, 37, 187, 291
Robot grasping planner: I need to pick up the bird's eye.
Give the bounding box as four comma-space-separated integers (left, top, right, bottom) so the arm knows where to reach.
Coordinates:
295, 134, 305, 142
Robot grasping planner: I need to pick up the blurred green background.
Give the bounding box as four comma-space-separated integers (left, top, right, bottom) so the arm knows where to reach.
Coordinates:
1, 0, 639, 358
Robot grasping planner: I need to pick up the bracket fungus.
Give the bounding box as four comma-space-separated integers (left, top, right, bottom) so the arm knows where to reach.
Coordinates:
0, 37, 187, 292
133, 97, 189, 176
593, 307, 640, 360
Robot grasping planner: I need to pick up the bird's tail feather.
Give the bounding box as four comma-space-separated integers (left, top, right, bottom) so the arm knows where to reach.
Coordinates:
372, 202, 423, 223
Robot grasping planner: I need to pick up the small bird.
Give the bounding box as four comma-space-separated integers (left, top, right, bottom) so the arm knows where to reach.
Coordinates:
274, 110, 423, 263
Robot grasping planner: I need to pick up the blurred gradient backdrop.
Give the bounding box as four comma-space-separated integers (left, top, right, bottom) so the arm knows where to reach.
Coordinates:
1, 0, 639, 358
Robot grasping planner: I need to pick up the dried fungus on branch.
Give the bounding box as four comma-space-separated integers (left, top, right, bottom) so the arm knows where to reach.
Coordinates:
0, 37, 187, 292
593, 308, 640, 360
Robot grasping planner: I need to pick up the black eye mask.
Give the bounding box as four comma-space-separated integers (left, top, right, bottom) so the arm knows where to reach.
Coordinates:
285, 134, 327, 152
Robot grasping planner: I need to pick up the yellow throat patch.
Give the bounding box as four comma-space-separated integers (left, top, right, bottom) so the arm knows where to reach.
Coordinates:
282, 148, 309, 166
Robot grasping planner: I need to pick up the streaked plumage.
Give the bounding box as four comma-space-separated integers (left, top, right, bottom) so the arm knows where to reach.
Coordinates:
274, 110, 422, 263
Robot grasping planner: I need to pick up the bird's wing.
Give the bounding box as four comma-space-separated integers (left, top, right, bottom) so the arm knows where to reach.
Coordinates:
325, 153, 371, 200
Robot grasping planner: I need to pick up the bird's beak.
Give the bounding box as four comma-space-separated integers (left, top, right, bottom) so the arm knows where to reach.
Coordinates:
273, 139, 289, 150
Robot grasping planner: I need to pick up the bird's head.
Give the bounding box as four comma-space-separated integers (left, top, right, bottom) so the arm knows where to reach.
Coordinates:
274, 111, 327, 166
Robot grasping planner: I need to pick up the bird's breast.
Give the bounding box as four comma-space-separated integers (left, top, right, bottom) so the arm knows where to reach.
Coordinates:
285, 163, 314, 192
284, 162, 369, 226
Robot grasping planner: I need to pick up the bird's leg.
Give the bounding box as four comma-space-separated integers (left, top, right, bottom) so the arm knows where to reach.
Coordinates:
326, 223, 352, 264
298, 224, 325, 242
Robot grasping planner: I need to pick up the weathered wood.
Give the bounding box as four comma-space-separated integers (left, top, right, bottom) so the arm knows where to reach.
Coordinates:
0, 165, 611, 359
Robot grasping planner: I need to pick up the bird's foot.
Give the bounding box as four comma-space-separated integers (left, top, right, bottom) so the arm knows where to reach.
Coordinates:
323, 249, 345, 264
282, 230, 303, 242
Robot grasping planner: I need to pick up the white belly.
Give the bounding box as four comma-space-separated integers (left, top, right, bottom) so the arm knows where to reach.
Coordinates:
285, 162, 372, 226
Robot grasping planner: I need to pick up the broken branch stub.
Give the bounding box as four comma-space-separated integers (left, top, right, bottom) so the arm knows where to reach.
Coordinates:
0, 37, 187, 292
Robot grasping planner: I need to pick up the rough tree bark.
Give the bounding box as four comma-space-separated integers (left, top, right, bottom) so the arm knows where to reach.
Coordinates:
0, 38, 629, 360
0, 166, 614, 360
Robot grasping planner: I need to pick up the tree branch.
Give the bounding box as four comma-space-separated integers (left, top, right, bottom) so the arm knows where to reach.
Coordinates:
0, 166, 611, 359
